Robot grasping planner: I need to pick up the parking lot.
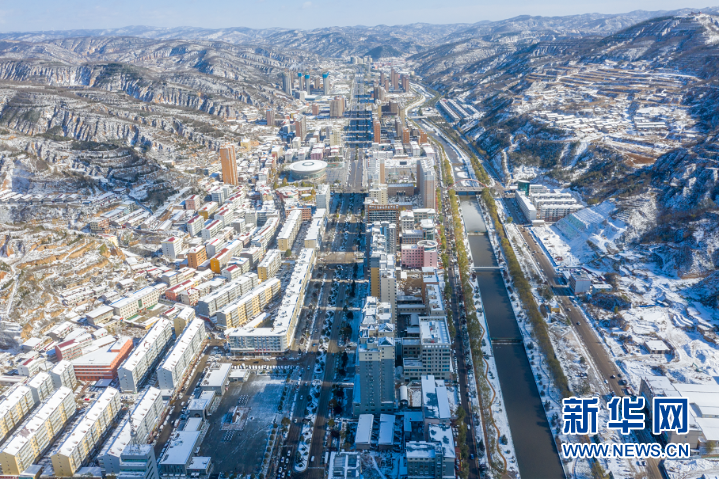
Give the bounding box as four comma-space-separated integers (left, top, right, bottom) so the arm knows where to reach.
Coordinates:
198, 373, 286, 475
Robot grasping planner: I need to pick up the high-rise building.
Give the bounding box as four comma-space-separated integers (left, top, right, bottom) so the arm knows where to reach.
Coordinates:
401, 75, 410, 92
282, 71, 292, 95
355, 336, 395, 415
418, 159, 436, 209
353, 296, 396, 415
419, 131, 428, 144
116, 444, 158, 479
294, 115, 307, 142
330, 130, 342, 146
220, 144, 238, 186
297, 72, 304, 91
330, 98, 345, 118
374, 86, 386, 102
316, 184, 331, 210
311, 104, 319, 116
391, 69, 399, 91
304, 73, 311, 93
379, 72, 385, 88
373, 120, 381, 144
369, 184, 388, 205
402, 128, 410, 144
322, 72, 330, 95
266, 109, 274, 126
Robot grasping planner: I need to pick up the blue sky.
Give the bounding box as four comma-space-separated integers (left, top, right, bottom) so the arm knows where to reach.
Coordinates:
0, 0, 706, 31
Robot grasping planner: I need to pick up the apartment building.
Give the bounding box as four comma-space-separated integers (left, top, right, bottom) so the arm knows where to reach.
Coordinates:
227, 248, 314, 353
277, 210, 303, 252
51, 387, 121, 477
26, 372, 54, 404
157, 318, 207, 390
161, 236, 184, 260
98, 387, 163, 474
354, 336, 396, 415
118, 319, 173, 393
216, 278, 281, 329
50, 360, 78, 391
195, 272, 259, 318
187, 245, 207, 269
186, 215, 204, 237
0, 387, 76, 475
0, 386, 36, 443
258, 249, 282, 281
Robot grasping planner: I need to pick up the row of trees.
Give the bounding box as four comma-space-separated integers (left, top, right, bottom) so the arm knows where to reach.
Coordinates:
448, 189, 505, 474
480, 188, 571, 397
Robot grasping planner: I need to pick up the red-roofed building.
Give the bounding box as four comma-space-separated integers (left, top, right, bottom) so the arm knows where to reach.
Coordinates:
72, 338, 134, 382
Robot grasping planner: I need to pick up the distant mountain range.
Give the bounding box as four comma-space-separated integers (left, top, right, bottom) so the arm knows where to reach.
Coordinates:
0, 7, 718, 58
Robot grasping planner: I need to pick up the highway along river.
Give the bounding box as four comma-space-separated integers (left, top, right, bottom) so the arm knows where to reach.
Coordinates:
460, 197, 564, 479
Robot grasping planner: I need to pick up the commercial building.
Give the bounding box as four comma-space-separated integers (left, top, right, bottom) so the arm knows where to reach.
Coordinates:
50, 360, 78, 391
157, 318, 207, 391
366, 203, 400, 225
0, 386, 37, 444
569, 270, 592, 294
159, 431, 205, 476
227, 248, 314, 353
200, 363, 232, 395
638, 376, 719, 448
401, 241, 438, 269
0, 387, 76, 475
118, 319, 174, 393
215, 278, 281, 329
294, 115, 307, 142
289, 160, 328, 182
328, 452, 361, 479
330, 98, 345, 118
421, 376, 452, 432
220, 144, 238, 186
98, 387, 164, 474
516, 187, 583, 223
258, 249, 282, 281
355, 414, 373, 450
71, 338, 133, 382
405, 442, 444, 479
116, 444, 158, 479
403, 321, 452, 381
51, 387, 122, 477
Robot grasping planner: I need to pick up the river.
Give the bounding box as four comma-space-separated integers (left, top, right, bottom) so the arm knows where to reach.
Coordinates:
460, 198, 564, 479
